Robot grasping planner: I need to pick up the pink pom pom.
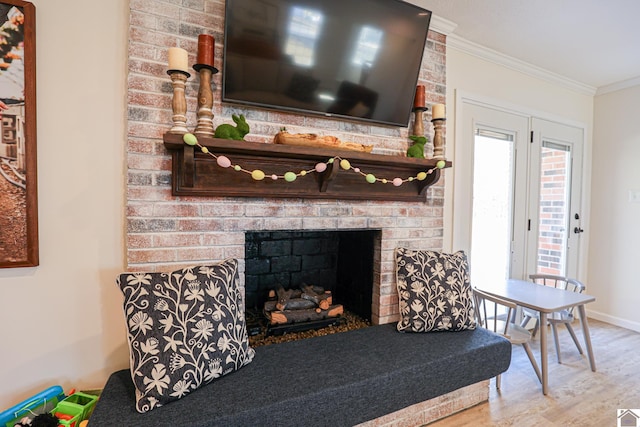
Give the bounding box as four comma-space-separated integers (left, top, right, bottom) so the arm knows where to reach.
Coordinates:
315, 162, 327, 173
393, 178, 403, 187
217, 156, 231, 168
353, 168, 360, 173
271, 174, 278, 180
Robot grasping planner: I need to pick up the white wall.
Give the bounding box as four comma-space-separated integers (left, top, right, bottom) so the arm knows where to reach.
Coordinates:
0, 0, 128, 406
589, 85, 640, 331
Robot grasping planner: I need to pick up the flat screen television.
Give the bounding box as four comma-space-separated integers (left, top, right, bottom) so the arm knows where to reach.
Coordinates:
222, 0, 432, 127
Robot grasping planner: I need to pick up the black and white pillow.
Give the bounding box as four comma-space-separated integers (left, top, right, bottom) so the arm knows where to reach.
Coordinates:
117, 259, 255, 413
395, 248, 476, 333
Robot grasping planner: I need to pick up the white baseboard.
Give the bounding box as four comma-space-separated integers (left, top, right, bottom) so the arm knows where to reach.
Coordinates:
586, 309, 640, 333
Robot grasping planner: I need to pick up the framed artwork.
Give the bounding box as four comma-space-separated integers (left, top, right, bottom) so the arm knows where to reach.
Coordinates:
0, 0, 37, 268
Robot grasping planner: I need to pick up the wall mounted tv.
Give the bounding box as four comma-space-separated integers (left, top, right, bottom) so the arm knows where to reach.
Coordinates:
222, 0, 432, 127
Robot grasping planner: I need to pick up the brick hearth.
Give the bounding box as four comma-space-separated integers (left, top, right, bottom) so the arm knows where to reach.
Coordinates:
126, 0, 447, 326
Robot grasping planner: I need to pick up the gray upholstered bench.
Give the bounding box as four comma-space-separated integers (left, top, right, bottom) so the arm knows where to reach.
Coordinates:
89, 323, 510, 426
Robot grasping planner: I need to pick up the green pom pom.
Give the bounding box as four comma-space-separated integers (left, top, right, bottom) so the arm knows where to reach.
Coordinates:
365, 174, 376, 184
234, 165, 241, 171
436, 160, 446, 169
183, 133, 198, 146
284, 172, 297, 182
328, 158, 335, 164
201, 146, 209, 154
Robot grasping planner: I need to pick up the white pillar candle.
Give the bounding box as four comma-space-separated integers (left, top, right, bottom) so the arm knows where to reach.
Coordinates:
168, 47, 188, 72
432, 104, 445, 119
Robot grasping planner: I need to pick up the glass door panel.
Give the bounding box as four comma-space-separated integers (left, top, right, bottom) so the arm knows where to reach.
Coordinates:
455, 101, 530, 284
536, 142, 571, 275
470, 130, 515, 284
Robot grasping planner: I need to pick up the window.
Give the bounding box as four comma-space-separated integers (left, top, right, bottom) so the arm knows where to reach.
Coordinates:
284, 6, 323, 67
351, 26, 383, 67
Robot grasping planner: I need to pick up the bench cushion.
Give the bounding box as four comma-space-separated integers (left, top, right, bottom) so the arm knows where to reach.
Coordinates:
89, 324, 510, 427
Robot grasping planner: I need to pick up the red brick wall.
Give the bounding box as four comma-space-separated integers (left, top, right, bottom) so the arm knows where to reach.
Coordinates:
536, 148, 568, 275
126, 0, 447, 324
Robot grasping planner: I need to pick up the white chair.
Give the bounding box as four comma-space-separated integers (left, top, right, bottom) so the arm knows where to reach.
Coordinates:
520, 274, 586, 363
473, 287, 542, 389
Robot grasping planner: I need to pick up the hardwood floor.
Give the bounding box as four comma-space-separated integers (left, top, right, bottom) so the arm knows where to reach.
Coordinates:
426, 319, 640, 426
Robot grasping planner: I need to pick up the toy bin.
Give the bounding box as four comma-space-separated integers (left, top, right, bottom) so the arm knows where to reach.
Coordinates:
51, 404, 81, 427
56, 392, 98, 422
0, 385, 66, 427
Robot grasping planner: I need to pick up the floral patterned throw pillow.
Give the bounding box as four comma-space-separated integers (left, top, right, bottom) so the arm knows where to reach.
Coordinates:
117, 259, 255, 413
395, 248, 476, 333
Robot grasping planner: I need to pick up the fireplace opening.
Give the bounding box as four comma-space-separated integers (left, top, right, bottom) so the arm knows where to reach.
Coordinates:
244, 229, 379, 340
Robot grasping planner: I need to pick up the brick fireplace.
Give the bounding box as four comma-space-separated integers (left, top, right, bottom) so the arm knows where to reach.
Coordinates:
126, 0, 447, 326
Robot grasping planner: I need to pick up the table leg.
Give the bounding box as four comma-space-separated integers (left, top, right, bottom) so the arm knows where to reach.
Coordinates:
577, 304, 597, 372
539, 312, 548, 395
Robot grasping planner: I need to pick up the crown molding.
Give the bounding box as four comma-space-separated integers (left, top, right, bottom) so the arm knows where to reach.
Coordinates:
596, 75, 640, 96
429, 15, 457, 36
446, 33, 597, 96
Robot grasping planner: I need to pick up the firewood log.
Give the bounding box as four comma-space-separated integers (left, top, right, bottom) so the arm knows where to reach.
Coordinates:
286, 285, 326, 299
265, 304, 344, 325
267, 285, 325, 301
328, 305, 344, 318
275, 286, 295, 311
300, 284, 332, 310
264, 298, 317, 312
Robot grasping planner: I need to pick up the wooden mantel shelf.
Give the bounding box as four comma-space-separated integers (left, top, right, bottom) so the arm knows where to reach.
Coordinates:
163, 133, 451, 202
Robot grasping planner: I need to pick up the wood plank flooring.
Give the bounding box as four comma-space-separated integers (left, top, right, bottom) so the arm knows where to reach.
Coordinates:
426, 319, 640, 426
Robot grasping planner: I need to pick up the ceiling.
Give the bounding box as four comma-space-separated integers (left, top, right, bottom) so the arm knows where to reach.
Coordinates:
410, 0, 640, 92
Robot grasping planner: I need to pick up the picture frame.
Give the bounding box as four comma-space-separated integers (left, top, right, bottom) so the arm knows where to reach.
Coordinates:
0, 0, 37, 268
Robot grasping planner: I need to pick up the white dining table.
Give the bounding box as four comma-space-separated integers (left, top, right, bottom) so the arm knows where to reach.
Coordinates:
476, 278, 596, 395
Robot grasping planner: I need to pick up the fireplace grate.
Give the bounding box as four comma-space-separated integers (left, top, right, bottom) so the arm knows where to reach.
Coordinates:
247, 310, 370, 347
265, 316, 347, 337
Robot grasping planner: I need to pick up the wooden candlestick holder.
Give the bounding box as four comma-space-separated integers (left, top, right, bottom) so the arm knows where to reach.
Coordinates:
193, 63, 219, 137
412, 107, 427, 136
432, 118, 446, 159
167, 69, 191, 134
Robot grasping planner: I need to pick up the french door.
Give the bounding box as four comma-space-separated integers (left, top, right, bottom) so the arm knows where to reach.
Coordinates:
528, 118, 584, 279
455, 99, 584, 285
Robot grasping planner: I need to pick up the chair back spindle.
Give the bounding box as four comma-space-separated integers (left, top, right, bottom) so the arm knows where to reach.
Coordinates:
522, 274, 587, 364
472, 287, 542, 386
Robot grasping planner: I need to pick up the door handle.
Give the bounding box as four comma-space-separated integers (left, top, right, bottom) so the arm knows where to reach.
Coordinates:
574, 227, 584, 234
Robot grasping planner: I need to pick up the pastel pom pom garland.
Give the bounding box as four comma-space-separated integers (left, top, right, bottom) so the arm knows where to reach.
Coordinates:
182, 133, 443, 186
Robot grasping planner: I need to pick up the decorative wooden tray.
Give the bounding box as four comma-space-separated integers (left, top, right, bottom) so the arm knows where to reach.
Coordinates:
273, 131, 373, 153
